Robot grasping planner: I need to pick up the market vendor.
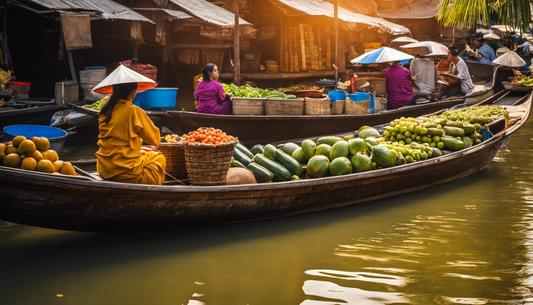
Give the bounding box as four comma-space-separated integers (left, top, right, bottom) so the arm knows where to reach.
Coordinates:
435, 45, 474, 101
383, 61, 415, 109
463, 32, 497, 64
194, 64, 232, 115
94, 69, 166, 185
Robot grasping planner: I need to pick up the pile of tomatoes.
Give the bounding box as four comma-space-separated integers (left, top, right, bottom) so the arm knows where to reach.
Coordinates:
181, 128, 235, 147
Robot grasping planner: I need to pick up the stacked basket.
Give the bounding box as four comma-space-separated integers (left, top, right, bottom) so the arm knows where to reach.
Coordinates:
178, 128, 238, 186
265, 60, 279, 73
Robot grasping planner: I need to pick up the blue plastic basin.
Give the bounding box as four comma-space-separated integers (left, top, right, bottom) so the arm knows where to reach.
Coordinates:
133, 88, 178, 110
328, 91, 347, 101
348, 92, 371, 101
4, 125, 68, 152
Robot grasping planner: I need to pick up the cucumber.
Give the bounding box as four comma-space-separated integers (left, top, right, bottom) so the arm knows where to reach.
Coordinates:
443, 136, 465, 150
247, 162, 273, 183
427, 128, 445, 136
252, 154, 292, 182
275, 149, 303, 176
423, 123, 437, 128
443, 126, 465, 137
445, 120, 464, 127
235, 143, 254, 159
316, 136, 344, 147
281, 142, 300, 156
263, 144, 277, 161
250, 144, 264, 155
233, 148, 251, 166
231, 157, 248, 169
462, 124, 476, 135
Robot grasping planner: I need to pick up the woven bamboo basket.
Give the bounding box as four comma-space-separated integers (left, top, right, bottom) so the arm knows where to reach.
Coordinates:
304, 96, 331, 115
345, 99, 370, 115
180, 139, 238, 186
331, 99, 345, 115
232, 97, 265, 115
158, 142, 187, 179
265, 98, 305, 115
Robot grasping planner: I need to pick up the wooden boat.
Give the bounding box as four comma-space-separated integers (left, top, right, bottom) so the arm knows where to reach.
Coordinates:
502, 81, 533, 92
0, 92, 529, 232
464, 60, 495, 79
166, 98, 466, 146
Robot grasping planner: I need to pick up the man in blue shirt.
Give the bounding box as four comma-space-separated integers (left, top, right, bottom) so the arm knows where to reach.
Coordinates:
466, 32, 497, 64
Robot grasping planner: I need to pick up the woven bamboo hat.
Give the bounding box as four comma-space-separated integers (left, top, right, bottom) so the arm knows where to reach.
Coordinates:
484, 31, 500, 40
92, 65, 157, 94
493, 50, 526, 68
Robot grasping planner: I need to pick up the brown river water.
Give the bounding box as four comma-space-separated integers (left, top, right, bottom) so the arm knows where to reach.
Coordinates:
2, 95, 533, 304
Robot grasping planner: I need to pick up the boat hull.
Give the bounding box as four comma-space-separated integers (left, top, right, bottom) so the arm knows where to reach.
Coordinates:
166, 99, 464, 146
0, 134, 505, 232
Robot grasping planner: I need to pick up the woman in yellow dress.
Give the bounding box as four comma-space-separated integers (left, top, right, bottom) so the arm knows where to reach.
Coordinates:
96, 82, 166, 185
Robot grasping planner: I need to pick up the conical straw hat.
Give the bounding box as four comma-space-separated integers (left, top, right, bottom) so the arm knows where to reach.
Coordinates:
493, 50, 526, 68
92, 65, 157, 94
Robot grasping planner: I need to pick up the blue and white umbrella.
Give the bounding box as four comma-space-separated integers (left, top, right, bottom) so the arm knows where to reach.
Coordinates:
350, 47, 414, 65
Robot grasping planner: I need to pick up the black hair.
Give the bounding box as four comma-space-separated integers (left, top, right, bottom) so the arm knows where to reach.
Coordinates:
473, 32, 485, 42
448, 45, 459, 57
202, 63, 217, 81
99, 82, 138, 125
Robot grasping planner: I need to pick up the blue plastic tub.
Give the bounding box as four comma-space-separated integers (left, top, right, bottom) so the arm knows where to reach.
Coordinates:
133, 88, 178, 110
348, 92, 371, 101
328, 91, 347, 101
4, 125, 68, 152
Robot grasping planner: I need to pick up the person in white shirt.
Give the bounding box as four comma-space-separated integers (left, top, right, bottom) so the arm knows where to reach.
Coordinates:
435, 45, 474, 101
410, 53, 438, 97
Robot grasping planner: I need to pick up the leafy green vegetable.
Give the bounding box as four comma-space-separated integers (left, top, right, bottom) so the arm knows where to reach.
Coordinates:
223, 83, 290, 99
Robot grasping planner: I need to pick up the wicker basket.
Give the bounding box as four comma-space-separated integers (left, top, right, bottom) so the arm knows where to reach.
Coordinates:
181, 140, 238, 186
304, 96, 331, 115
331, 99, 345, 115
158, 142, 187, 179
232, 97, 265, 115
345, 99, 370, 115
265, 98, 305, 115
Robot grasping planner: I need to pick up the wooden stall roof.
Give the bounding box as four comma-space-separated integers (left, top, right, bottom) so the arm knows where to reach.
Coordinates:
13, 0, 155, 23
167, 0, 253, 29
269, 0, 410, 34
378, 0, 442, 19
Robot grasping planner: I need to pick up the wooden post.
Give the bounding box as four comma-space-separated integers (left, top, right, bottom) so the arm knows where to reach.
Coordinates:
233, 0, 240, 85
334, 0, 339, 89
2, 0, 7, 67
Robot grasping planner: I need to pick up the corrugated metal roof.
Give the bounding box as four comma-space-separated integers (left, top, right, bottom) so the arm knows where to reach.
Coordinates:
378, 0, 442, 19
271, 0, 410, 34
24, 0, 155, 23
162, 9, 193, 21
168, 0, 252, 28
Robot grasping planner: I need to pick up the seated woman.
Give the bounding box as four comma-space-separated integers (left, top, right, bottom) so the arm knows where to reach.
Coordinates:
435, 45, 474, 101
194, 63, 232, 115
96, 82, 166, 185
383, 61, 415, 109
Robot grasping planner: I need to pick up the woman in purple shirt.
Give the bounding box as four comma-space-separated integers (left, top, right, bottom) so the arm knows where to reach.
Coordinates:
194, 64, 232, 115
383, 61, 415, 110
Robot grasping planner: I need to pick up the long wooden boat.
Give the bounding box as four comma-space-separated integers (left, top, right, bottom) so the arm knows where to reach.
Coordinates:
166, 98, 466, 146
167, 65, 515, 146
0, 92, 529, 232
